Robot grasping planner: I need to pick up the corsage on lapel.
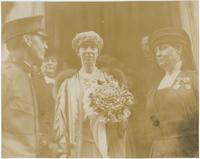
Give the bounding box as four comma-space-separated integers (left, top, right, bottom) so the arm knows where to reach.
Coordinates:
172, 76, 191, 90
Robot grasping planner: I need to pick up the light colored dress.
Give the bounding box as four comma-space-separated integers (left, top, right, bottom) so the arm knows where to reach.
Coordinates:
54, 67, 127, 157
146, 70, 198, 157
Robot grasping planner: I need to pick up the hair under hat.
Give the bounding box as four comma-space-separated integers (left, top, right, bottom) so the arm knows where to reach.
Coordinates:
72, 31, 103, 53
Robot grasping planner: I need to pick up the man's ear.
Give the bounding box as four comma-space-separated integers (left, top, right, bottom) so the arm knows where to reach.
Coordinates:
23, 34, 32, 47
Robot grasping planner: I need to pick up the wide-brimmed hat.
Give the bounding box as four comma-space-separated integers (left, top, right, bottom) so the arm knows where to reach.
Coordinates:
150, 27, 190, 51
150, 27, 196, 70
3, 16, 48, 42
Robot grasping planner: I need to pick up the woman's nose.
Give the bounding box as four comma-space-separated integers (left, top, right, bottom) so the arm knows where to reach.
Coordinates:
86, 52, 94, 57
85, 49, 94, 55
85, 47, 93, 52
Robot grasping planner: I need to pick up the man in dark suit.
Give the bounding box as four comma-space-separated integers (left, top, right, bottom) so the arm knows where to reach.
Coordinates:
2, 16, 48, 157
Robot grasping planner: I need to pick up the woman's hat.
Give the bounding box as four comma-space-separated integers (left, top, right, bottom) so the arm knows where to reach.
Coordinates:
150, 27, 196, 70
3, 16, 48, 42
72, 31, 103, 53
150, 27, 190, 51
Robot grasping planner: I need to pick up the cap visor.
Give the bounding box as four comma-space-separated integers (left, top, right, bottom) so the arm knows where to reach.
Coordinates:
37, 31, 48, 37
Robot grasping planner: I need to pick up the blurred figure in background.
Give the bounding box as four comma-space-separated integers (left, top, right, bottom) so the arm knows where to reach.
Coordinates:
42, 55, 58, 83
140, 35, 159, 94
36, 50, 61, 157
128, 35, 159, 157
141, 35, 151, 59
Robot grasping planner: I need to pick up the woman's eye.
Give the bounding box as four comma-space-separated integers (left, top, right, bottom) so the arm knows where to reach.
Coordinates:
80, 44, 97, 51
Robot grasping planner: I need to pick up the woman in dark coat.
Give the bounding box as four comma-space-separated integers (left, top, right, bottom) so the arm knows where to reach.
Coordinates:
146, 27, 198, 157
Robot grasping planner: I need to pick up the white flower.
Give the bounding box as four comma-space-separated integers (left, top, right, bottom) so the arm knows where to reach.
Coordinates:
123, 108, 131, 119
182, 77, 190, 83
85, 73, 134, 123
173, 83, 181, 89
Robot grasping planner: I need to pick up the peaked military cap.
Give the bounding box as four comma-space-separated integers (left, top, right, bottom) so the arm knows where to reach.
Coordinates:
3, 16, 47, 42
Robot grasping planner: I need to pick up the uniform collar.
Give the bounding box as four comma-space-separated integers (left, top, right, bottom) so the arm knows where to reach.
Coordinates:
10, 58, 32, 74
11, 58, 41, 77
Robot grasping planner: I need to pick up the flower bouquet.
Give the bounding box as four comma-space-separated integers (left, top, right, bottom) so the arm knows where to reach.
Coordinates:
88, 77, 134, 123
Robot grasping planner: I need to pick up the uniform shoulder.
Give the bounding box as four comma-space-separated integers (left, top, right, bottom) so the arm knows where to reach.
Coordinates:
2, 62, 27, 80
3, 62, 22, 72
3, 62, 15, 71
3, 62, 18, 75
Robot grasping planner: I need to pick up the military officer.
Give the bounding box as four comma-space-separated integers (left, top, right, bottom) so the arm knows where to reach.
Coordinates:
2, 16, 48, 157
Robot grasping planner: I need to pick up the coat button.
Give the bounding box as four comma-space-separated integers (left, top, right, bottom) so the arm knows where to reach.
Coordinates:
153, 120, 160, 127
150, 115, 160, 127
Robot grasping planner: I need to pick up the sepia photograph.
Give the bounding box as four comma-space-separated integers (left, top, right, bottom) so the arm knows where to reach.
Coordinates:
1, 1, 198, 158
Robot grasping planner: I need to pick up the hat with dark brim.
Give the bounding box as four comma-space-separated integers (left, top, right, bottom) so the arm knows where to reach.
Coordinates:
150, 27, 190, 51
3, 16, 48, 42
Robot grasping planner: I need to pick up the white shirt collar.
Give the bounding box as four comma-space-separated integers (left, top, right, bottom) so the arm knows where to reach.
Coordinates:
166, 61, 182, 76
158, 61, 182, 90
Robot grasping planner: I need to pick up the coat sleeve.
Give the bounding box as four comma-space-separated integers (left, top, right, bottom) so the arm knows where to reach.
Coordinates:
53, 79, 70, 155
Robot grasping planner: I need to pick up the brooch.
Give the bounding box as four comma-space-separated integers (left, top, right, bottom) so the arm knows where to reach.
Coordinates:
172, 77, 191, 90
